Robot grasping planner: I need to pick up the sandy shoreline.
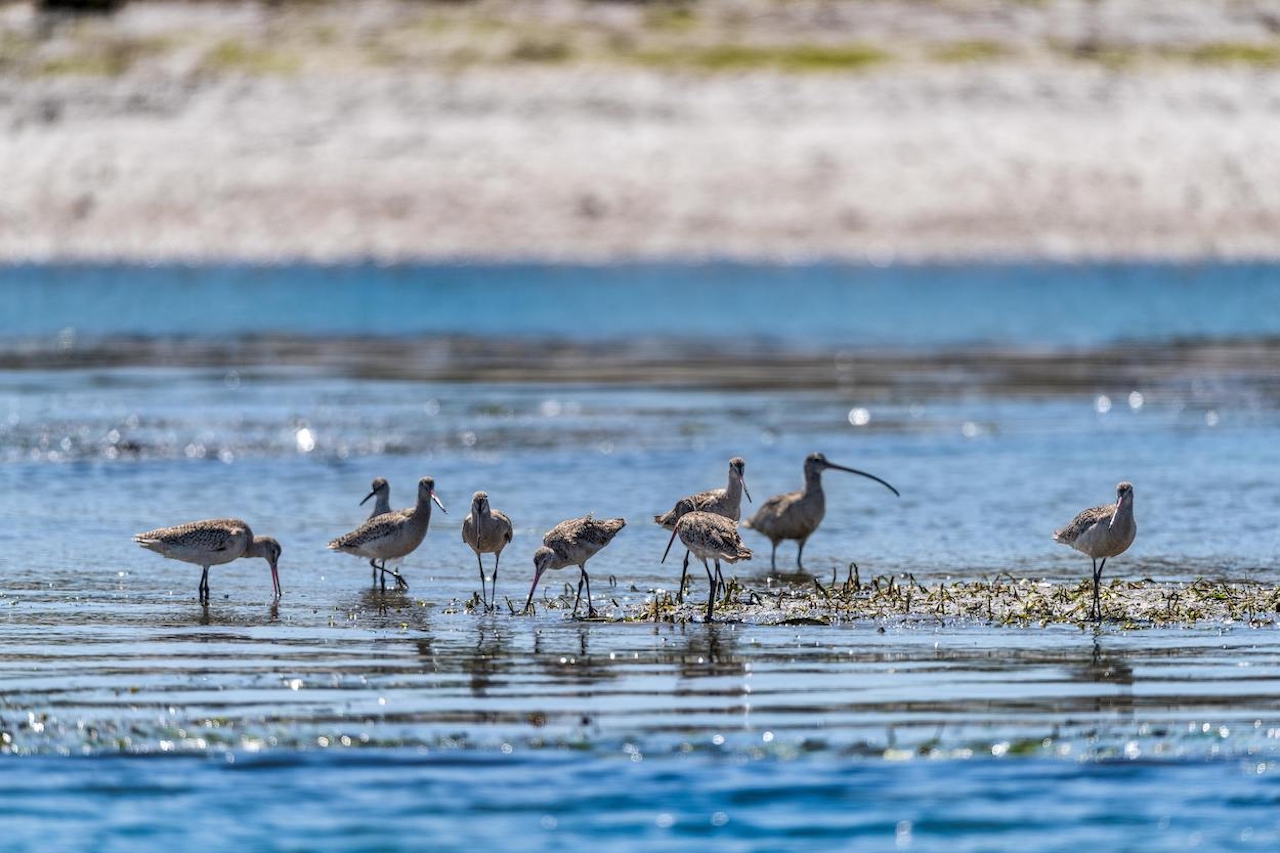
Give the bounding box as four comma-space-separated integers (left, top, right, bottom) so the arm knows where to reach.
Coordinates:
4, 1, 1280, 263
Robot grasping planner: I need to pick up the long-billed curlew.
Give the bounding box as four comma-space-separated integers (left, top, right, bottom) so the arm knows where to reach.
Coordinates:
662, 510, 752, 622
745, 452, 899, 570
328, 476, 447, 591
359, 477, 394, 583
523, 515, 626, 617
462, 491, 514, 610
654, 456, 751, 602
133, 518, 281, 604
1053, 481, 1136, 623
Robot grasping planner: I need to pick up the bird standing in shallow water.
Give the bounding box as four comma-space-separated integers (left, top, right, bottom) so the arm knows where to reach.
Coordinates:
133, 518, 281, 604
524, 515, 626, 617
328, 476, 447, 591
654, 456, 751, 601
362, 477, 392, 518
1053, 481, 1137, 623
744, 452, 899, 570
662, 510, 752, 622
462, 491, 514, 610
360, 477, 394, 583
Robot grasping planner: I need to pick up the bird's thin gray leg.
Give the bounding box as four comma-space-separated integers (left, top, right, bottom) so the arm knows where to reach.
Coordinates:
380, 561, 409, 591
770, 541, 778, 570
583, 569, 596, 618
714, 561, 726, 600
1094, 558, 1108, 623
199, 566, 210, 603
703, 559, 716, 622
676, 550, 691, 604
797, 538, 808, 570
491, 552, 500, 611
370, 559, 378, 586
573, 574, 584, 616
476, 551, 487, 609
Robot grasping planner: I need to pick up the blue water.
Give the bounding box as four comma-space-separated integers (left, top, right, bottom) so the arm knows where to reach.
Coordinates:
4, 261, 1280, 346
5, 263, 1280, 851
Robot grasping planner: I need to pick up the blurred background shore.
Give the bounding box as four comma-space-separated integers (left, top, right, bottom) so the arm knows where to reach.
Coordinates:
3, 0, 1280, 263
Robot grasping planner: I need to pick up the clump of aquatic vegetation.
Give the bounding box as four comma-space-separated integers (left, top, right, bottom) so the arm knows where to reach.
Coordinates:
634, 566, 1280, 628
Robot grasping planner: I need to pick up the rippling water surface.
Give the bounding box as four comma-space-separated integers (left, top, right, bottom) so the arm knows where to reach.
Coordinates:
4, 264, 1280, 851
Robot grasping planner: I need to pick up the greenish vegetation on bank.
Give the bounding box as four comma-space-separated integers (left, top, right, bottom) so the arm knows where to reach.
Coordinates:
5, 0, 1280, 78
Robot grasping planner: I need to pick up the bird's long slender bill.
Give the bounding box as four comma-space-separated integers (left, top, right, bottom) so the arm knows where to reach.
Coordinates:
431, 491, 448, 513
825, 462, 900, 497
1108, 494, 1124, 529
360, 489, 377, 506
523, 567, 546, 614
270, 561, 281, 599
738, 473, 752, 503
661, 524, 681, 564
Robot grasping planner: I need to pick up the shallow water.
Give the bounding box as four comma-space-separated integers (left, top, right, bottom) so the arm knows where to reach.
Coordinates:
4, 263, 1280, 850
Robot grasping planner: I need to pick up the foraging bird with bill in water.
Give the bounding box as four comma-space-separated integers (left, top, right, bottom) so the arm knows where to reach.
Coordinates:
328, 476, 447, 591
133, 518, 281, 604
462, 490, 514, 610
654, 456, 751, 602
662, 510, 752, 622
524, 515, 625, 617
744, 452, 899, 570
1053, 481, 1136, 623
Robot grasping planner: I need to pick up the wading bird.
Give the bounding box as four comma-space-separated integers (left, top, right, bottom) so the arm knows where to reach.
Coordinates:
662, 510, 752, 622
745, 452, 899, 570
524, 515, 626, 617
359, 477, 394, 583
462, 491, 514, 610
654, 456, 751, 602
133, 518, 281, 604
362, 477, 392, 518
328, 476, 446, 591
1053, 481, 1136, 623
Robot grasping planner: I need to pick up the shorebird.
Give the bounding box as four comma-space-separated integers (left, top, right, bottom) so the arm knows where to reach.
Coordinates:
133, 518, 281, 604
523, 515, 626, 617
462, 491, 514, 610
362, 477, 392, 518
359, 477, 394, 583
662, 510, 752, 622
654, 456, 751, 602
1053, 481, 1137, 623
745, 452, 899, 570
328, 476, 447, 591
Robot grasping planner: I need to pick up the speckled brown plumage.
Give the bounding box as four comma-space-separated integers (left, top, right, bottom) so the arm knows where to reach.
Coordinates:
1054, 481, 1137, 622
133, 517, 281, 603
524, 515, 626, 617
329, 476, 447, 591
462, 491, 514, 609
664, 510, 752, 622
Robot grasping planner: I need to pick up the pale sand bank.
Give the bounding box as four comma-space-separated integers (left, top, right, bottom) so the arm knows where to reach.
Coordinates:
3, 0, 1280, 262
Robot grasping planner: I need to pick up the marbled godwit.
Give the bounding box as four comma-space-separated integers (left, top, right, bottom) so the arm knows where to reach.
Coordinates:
745, 452, 899, 570
523, 515, 626, 617
1053, 481, 1136, 623
662, 511, 752, 622
462, 491, 514, 610
362, 477, 392, 518
360, 477, 393, 583
133, 518, 281, 604
654, 457, 751, 602
328, 476, 447, 591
